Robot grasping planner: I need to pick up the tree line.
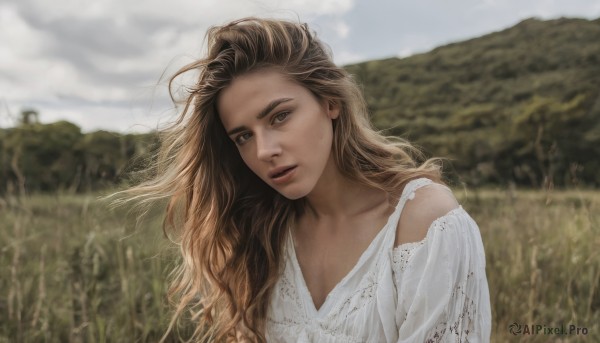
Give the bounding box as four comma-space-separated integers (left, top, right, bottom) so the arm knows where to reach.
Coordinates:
0, 113, 158, 194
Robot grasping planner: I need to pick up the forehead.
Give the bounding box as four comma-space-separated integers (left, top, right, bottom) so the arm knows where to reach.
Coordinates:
217, 69, 306, 127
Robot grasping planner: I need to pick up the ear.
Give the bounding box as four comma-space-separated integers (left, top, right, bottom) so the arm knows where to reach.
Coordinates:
326, 100, 340, 120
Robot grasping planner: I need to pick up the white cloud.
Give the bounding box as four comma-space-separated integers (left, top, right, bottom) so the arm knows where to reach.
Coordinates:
334, 50, 365, 65
2, 0, 357, 132
333, 20, 350, 38
284, 0, 354, 15
0, 5, 49, 58
397, 48, 414, 59
19, 0, 354, 24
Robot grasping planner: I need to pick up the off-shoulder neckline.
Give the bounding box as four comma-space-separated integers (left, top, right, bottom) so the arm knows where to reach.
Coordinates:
392, 205, 465, 252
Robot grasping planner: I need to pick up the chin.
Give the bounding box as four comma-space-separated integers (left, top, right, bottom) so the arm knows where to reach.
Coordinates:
276, 190, 304, 200
273, 186, 310, 201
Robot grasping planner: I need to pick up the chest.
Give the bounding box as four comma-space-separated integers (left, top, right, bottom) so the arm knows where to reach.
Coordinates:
292, 208, 395, 310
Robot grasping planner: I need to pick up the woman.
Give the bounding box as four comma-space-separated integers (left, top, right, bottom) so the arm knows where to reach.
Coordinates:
124, 17, 491, 342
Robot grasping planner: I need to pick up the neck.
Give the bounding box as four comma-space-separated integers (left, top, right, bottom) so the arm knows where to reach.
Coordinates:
303, 155, 388, 221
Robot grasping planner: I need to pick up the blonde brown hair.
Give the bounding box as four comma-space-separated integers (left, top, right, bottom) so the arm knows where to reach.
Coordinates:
121, 17, 443, 342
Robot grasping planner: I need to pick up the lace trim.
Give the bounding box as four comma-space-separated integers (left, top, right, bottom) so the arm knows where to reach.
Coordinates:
431, 206, 464, 231
312, 322, 366, 343
267, 321, 367, 343
391, 240, 425, 272
423, 284, 478, 342
268, 234, 382, 335
391, 206, 464, 270
267, 272, 308, 327
334, 265, 378, 320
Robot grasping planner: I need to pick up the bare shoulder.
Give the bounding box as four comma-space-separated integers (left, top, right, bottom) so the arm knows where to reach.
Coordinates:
394, 182, 460, 247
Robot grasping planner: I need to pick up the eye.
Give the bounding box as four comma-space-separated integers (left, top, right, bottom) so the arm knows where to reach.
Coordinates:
272, 111, 290, 124
234, 132, 252, 146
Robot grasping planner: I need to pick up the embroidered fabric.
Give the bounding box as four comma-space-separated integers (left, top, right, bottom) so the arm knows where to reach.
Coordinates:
265, 178, 491, 343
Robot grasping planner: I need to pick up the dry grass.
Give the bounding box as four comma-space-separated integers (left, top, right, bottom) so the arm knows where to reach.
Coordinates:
456, 186, 599, 342
0, 187, 598, 342
0, 192, 189, 342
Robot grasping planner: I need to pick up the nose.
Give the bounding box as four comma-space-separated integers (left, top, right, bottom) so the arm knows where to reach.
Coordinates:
256, 131, 282, 161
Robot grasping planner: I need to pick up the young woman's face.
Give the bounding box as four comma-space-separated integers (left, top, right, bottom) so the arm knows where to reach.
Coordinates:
217, 68, 339, 199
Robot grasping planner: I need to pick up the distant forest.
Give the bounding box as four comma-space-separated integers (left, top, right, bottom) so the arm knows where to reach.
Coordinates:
1, 17, 599, 193
0, 113, 159, 193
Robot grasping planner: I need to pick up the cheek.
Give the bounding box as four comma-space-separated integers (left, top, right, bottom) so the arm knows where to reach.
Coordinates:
312, 121, 333, 147
301, 115, 330, 142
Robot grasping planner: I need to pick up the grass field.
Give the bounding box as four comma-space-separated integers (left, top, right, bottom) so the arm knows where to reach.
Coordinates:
1, 187, 598, 342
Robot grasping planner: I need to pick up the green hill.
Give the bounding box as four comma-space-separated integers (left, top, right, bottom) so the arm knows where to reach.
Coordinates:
345, 17, 600, 187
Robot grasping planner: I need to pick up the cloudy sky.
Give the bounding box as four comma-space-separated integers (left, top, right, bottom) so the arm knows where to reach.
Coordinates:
1, 0, 599, 133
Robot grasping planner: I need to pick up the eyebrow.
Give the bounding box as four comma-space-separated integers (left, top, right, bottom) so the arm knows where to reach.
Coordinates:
226, 97, 293, 136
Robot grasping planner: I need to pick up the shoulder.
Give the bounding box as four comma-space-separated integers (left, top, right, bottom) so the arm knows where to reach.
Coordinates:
394, 181, 460, 247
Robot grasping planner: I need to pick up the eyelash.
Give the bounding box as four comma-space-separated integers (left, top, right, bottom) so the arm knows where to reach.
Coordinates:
234, 111, 291, 146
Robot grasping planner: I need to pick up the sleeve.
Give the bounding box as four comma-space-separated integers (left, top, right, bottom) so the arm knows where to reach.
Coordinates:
394, 207, 491, 342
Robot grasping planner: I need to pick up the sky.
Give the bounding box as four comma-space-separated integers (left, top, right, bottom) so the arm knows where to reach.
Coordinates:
1, 0, 599, 133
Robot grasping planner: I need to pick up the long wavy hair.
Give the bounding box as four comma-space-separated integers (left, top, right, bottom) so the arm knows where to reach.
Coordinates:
120, 17, 444, 342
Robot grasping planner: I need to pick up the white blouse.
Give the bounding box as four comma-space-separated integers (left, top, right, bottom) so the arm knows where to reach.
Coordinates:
265, 178, 491, 342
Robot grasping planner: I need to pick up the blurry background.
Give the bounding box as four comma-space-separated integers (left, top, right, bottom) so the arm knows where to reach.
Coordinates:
1, 0, 599, 342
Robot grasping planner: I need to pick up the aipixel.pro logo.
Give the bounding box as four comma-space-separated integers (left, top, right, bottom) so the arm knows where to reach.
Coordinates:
508, 322, 588, 336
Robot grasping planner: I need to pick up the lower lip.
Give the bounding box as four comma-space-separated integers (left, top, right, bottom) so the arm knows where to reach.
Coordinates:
271, 167, 296, 185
